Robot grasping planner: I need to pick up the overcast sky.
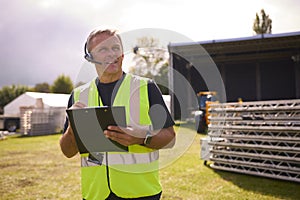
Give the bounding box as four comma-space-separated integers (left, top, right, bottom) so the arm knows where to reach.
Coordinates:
0, 0, 300, 87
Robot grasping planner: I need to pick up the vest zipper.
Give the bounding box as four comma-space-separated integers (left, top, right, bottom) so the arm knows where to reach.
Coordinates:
98, 95, 112, 194
105, 152, 112, 192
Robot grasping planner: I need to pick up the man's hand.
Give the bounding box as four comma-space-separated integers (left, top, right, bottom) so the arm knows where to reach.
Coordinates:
104, 126, 144, 147
104, 126, 175, 149
70, 101, 86, 110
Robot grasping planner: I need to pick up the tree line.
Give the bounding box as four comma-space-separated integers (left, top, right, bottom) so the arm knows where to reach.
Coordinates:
0, 74, 73, 114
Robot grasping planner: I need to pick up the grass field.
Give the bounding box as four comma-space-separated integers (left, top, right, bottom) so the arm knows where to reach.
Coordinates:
0, 124, 299, 200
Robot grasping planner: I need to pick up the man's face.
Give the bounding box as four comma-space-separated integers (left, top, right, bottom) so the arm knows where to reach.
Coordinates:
89, 33, 124, 75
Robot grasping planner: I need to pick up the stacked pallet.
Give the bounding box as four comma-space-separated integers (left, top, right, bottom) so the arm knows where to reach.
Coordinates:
206, 99, 300, 183
20, 107, 65, 136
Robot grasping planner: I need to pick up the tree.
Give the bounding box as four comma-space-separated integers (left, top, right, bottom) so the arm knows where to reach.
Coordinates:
129, 37, 170, 94
51, 74, 73, 94
253, 9, 272, 35
34, 82, 50, 93
153, 62, 169, 94
0, 85, 30, 114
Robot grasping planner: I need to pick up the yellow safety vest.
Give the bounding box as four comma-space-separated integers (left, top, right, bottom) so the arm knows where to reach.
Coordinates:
73, 73, 161, 199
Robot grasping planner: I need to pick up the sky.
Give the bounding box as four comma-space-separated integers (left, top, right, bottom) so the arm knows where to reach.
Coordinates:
0, 0, 300, 87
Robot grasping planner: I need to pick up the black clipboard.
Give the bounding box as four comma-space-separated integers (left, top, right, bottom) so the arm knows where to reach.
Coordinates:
66, 106, 128, 153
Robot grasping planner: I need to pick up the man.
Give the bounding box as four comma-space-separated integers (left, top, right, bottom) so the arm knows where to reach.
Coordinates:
59, 29, 176, 200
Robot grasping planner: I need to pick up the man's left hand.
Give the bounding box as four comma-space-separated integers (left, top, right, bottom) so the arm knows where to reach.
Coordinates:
104, 126, 144, 146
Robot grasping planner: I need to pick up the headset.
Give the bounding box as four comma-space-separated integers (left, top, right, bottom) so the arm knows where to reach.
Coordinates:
84, 41, 104, 65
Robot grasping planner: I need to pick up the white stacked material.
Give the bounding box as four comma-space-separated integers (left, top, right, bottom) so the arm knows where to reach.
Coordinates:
206, 99, 300, 183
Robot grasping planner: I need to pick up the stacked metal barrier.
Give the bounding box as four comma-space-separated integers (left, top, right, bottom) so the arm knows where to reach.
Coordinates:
206, 99, 300, 183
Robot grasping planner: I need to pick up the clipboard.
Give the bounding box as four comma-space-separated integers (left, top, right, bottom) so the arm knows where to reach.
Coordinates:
66, 106, 128, 153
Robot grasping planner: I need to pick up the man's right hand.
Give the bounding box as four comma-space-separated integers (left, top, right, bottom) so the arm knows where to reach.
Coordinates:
70, 101, 86, 110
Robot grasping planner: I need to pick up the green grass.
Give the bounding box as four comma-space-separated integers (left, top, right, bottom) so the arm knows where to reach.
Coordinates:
0, 134, 81, 199
0, 125, 299, 200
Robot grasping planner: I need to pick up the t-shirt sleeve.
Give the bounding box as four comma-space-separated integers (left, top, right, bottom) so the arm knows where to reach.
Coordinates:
63, 92, 74, 133
147, 80, 175, 130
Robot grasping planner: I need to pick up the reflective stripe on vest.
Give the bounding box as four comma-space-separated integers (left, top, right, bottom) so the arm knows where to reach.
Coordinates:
81, 151, 159, 167
73, 74, 161, 198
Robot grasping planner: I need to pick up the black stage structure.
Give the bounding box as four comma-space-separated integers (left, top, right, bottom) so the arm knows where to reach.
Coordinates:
168, 31, 300, 120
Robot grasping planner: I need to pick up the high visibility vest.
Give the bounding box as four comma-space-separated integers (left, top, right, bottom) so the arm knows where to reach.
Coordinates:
73, 73, 161, 199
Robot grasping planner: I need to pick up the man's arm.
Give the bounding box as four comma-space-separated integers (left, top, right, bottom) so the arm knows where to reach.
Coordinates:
59, 101, 86, 158
149, 126, 176, 149
60, 124, 79, 158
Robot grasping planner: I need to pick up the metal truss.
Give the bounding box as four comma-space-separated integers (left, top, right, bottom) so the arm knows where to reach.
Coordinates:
205, 99, 300, 183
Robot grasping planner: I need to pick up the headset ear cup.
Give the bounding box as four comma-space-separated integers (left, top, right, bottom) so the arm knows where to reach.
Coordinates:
86, 52, 93, 60
84, 41, 93, 61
